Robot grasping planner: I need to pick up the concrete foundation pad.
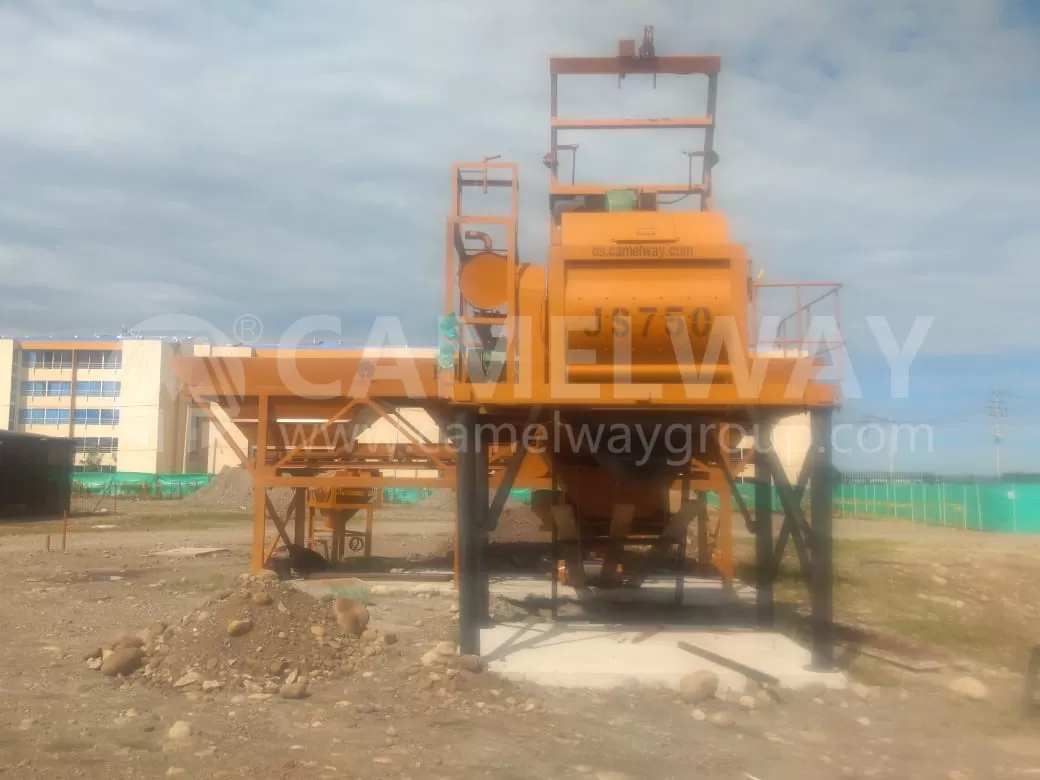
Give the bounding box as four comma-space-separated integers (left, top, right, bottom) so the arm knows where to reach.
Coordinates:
149, 547, 229, 558
480, 622, 847, 693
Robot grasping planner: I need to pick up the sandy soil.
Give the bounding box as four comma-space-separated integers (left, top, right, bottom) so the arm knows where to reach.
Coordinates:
0, 504, 1038, 779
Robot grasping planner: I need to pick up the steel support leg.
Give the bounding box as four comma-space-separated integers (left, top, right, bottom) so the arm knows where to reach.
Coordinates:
456, 409, 481, 656
755, 424, 774, 628
474, 422, 491, 627
810, 408, 835, 669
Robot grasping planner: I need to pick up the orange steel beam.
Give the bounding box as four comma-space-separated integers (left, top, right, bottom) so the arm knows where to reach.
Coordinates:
551, 117, 712, 130
550, 55, 721, 75
274, 398, 360, 469
364, 399, 450, 472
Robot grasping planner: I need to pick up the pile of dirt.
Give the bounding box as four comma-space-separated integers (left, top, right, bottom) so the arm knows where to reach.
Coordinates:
184, 466, 292, 513
415, 489, 456, 510
490, 502, 550, 543
82, 574, 397, 696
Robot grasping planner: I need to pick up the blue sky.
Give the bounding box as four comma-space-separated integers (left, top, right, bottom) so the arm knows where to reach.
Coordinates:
0, 1, 1037, 473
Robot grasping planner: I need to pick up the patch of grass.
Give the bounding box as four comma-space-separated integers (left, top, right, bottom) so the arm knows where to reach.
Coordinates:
733, 534, 1040, 669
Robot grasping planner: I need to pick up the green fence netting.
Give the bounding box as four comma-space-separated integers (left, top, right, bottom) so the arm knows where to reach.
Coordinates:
72, 472, 214, 499
708, 481, 1040, 534
380, 487, 533, 505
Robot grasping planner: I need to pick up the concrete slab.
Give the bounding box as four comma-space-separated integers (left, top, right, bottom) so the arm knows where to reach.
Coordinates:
298, 571, 755, 609
148, 547, 229, 559
480, 622, 847, 693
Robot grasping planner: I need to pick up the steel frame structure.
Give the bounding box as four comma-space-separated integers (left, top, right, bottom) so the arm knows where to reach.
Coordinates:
178, 27, 842, 670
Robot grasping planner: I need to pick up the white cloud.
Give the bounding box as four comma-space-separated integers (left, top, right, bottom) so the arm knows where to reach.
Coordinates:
0, 0, 1036, 356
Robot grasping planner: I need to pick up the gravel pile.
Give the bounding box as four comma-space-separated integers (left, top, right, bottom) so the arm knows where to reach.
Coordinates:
82, 573, 396, 698
184, 466, 292, 512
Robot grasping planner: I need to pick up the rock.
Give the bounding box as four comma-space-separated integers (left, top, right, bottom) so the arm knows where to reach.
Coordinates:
709, 711, 735, 727
101, 647, 144, 677
361, 628, 380, 643
276, 602, 289, 615
255, 569, 279, 581
382, 631, 398, 646
214, 588, 233, 600
435, 641, 456, 657
679, 670, 719, 703
227, 619, 253, 637
421, 650, 443, 667
739, 695, 757, 711
949, 676, 988, 701
167, 721, 193, 741
458, 654, 481, 673
112, 634, 144, 650
691, 708, 706, 722
252, 591, 273, 606
333, 599, 370, 636
280, 682, 309, 700
202, 680, 222, 692
286, 669, 299, 685
196, 611, 212, 623
857, 716, 872, 726
166, 768, 185, 777
268, 659, 288, 676
850, 682, 870, 699
82, 647, 103, 661
173, 671, 203, 689
310, 625, 326, 639
369, 585, 392, 596
86, 657, 103, 671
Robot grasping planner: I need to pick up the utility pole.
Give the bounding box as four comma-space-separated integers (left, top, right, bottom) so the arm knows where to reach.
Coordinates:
987, 391, 1008, 480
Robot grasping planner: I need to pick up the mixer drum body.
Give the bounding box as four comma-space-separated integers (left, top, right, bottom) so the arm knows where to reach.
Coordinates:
548, 210, 749, 384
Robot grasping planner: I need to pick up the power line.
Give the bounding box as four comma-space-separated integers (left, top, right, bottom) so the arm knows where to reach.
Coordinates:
987, 391, 1008, 478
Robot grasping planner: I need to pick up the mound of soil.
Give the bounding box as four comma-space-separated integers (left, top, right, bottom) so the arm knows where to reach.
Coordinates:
415, 489, 456, 510
84, 574, 396, 694
185, 466, 292, 513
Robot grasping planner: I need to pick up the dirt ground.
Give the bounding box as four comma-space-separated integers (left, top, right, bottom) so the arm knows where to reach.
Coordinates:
0, 502, 1038, 779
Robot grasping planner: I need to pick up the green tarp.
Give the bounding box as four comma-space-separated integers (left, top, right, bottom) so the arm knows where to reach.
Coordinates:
72, 472, 214, 499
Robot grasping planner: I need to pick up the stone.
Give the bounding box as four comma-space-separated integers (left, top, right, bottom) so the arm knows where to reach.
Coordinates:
86, 657, 103, 671
382, 631, 398, 646
173, 671, 203, 689
739, 695, 757, 711
167, 721, 193, 741
679, 670, 719, 703
227, 619, 253, 637
268, 659, 288, 676
691, 708, 706, 722
421, 650, 443, 667
435, 641, 456, 657
100, 647, 144, 677
310, 625, 326, 639
851, 682, 871, 700
361, 628, 380, 643
214, 588, 233, 600
252, 591, 273, 606
369, 585, 392, 596
458, 654, 481, 673
112, 634, 144, 650
949, 676, 988, 701
196, 611, 212, 623
709, 711, 735, 727
857, 716, 872, 726
202, 680, 222, 692
280, 682, 309, 700
82, 647, 103, 661
333, 599, 370, 636
166, 769, 185, 777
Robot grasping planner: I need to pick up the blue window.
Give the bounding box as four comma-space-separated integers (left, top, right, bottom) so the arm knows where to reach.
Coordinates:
75, 350, 122, 369
21, 380, 45, 396
100, 409, 119, 425
101, 381, 121, 398
43, 409, 69, 425
22, 350, 72, 369
74, 381, 119, 397
46, 381, 71, 397
74, 409, 100, 425
20, 409, 44, 424
74, 437, 118, 453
